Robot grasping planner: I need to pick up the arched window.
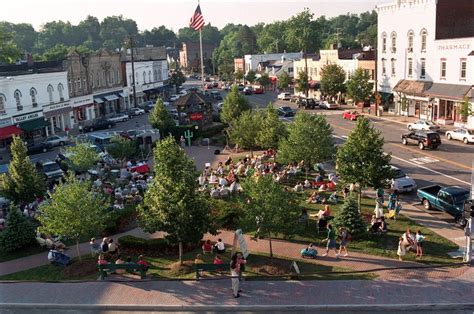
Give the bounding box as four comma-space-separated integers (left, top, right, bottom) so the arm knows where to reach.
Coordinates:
14, 90, 22, 111
115, 69, 119, 84
391, 58, 396, 76
148, 71, 152, 82
420, 29, 427, 52
381, 32, 387, 53
407, 30, 414, 52
391, 32, 397, 53
153, 70, 158, 81
47, 84, 54, 103
142, 71, 146, 84
96, 71, 101, 87
91, 73, 95, 88
58, 83, 64, 101
0, 94, 6, 114
30, 88, 38, 107
82, 76, 87, 92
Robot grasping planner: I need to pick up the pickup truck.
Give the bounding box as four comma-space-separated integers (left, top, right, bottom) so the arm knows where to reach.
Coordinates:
417, 185, 470, 226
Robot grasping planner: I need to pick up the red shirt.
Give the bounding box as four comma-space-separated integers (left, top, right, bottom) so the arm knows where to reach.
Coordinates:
138, 260, 149, 268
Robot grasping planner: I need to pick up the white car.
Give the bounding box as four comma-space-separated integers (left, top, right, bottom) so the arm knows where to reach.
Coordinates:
169, 95, 181, 102
106, 113, 129, 123
277, 92, 291, 100
128, 108, 145, 116
390, 166, 417, 193
178, 90, 188, 96
445, 128, 474, 144
320, 101, 340, 110
407, 120, 440, 131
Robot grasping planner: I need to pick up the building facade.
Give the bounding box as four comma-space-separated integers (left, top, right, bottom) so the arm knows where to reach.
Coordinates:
179, 42, 216, 74
377, 0, 474, 125
244, 52, 302, 74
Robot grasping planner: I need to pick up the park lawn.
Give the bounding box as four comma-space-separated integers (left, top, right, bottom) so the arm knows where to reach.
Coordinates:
0, 245, 47, 263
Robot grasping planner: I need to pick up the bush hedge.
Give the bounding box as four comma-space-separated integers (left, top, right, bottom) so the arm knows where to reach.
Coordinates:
102, 205, 137, 235
118, 235, 198, 256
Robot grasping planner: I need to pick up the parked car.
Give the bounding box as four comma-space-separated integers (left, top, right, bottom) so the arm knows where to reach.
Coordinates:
297, 98, 318, 109
401, 131, 441, 150
169, 94, 181, 102
277, 92, 291, 100
243, 86, 253, 95
320, 101, 340, 110
43, 135, 69, 148
83, 119, 116, 132
290, 95, 301, 103
417, 185, 470, 226
212, 81, 219, 88
214, 102, 224, 113
127, 108, 145, 117
407, 119, 440, 131
253, 86, 264, 94
106, 113, 129, 123
390, 166, 417, 193
342, 110, 360, 121
210, 91, 223, 100
137, 100, 155, 112
445, 128, 474, 144
26, 142, 48, 155
277, 106, 295, 117
36, 160, 64, 182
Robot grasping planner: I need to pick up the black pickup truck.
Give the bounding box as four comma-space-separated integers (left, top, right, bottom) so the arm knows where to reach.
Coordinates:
297, 98, 318, 109
401, 131, 441, 150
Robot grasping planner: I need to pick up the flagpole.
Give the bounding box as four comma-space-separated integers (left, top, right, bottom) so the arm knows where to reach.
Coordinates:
198, 0, 205, 88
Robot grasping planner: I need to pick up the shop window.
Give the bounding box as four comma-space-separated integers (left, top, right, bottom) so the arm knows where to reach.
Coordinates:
30, 88, 38, 107
0, 94, 6, 114
420, 59, 426, 79
440, 59, 446, 80
47, 84, 54, 103
408, 58, 413, 77
460, 59, 467, 80
391, 32, 397, 53
407, 30, 414, 53
420, 29, 427, 52
381, 33, 387, 53
58, 83, 64, 101
14, 90, 22, 111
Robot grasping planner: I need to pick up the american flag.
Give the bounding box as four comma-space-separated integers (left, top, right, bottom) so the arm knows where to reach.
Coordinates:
189, 5, 205, 31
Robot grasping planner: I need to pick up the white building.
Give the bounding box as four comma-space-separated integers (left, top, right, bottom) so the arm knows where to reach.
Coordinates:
244, 52, 302, 74
377, 0, 474, 125
124, 60, 169, 105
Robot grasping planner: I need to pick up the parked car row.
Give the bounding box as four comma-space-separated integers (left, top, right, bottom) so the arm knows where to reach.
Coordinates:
405, 120, 473, 145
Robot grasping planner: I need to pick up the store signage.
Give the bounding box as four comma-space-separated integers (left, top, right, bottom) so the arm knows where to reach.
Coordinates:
0, 118, 12, 128
43, 102, 71, 112
12, 111, 43, 123
70, 95, 93, 108
438, 43, 471, 51
190, 112, 204, 121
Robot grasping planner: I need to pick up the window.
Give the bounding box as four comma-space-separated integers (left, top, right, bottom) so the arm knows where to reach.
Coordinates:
58, 83, 64, 101
115, 69, 119, 84
289, 67, 294, 73
148, 71, 152, 83
14, 90, 22, 111
407, 30, 414, 52
440, 59, 446, 79
420, 58, 426, 79
382, 33, 387, 53
391, 58, 396, 76
75, 78, 81, 93
420, 29, 427, 52
68, 78, 72, 94
408, 58, 413, 77
96, 71, 101, 87
30, 88, 38, 107
91, 73, 94, 88
142, 71, 146, 84
153, 70, 157, 81
460, 59, 467, 80
0, 94, 6, 114
391, 32, 397, 53
82, 77, 87, 92
382, 58, 387, 76
47, 85, 54, 103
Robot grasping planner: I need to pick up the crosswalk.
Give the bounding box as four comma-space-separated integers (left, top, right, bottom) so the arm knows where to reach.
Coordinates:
409, 157, 440, 165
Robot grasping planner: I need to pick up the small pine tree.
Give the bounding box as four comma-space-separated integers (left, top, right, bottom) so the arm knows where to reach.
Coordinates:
333, 197, 366, 236
0, 208, 36, 252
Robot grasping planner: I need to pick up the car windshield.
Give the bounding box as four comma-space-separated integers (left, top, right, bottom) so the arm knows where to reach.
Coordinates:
425, 121, 435, 125
453, 191, 470, 204
465, 129, 474, 135
281, 107, 291, 111
393, 169, 406, 179
43, 163, 60, 172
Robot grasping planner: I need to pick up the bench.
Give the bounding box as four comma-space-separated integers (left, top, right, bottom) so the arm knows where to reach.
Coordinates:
97, 263, 147, 280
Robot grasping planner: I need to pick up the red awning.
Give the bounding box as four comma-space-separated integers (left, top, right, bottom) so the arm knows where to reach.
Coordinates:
309, 80, 319, 89
0, 125, 22, 140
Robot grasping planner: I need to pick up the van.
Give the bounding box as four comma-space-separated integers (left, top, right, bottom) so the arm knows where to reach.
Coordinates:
87, 133, 113, 149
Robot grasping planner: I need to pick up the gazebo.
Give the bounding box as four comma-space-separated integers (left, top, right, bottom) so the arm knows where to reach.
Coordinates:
173, 91, 213, 128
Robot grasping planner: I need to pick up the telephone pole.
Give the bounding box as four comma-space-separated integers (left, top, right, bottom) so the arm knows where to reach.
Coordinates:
126, 35, 138, 108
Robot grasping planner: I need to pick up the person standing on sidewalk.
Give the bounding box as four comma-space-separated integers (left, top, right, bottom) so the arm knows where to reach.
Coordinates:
322, 224, 339, 258
338, 227, 350, 257
397, 236, 406, 261
230, 253, 245, 298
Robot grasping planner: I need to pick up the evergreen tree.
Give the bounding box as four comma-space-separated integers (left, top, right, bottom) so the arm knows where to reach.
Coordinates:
0, 136, 45, 205
138, 137, 212, 264
332, 197, 366, 236
149, 98, 175, 133
257, 104, 287, 149
0, 208, 36, 253
220, 85, 251, 125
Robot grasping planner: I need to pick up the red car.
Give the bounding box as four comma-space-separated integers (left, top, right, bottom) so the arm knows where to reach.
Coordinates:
342, 111, 360, 121
253, 86, 264, 94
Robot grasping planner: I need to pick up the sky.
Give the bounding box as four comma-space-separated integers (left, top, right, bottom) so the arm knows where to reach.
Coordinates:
0, 0, 392, 32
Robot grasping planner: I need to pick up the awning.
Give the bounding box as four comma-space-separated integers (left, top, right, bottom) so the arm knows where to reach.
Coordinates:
425, 83, 471, 100
118, 92, 126, 98
19, 118, 48, 132
143, 89, 155, 94
393, 80, 432, 97
104, 95, 119, 101
44, 106, 72, 119
309, 80, 320, 89
379, 92, 393, 103
94, 97, 104, 104
0, 125, 22, 140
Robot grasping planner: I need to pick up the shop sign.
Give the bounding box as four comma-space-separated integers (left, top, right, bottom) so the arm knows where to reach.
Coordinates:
43, 101, 71, 112
70, 95, 93, 108
0, 118, 12, 128
438, 43, 471, 51
190, 112, 204, 121
12, 111, 43, 123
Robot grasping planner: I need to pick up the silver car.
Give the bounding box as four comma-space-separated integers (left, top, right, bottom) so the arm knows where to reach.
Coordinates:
106, 113, 129, 123
43, 135, 69, 148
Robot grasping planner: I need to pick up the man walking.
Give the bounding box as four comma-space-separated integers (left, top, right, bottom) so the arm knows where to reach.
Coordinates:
322, 224, 339, 258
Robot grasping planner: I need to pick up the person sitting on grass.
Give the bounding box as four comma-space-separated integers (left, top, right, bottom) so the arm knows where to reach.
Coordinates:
303, 179, 312, 189
312, 205, 331, 221
294, 182, 304, 193
328, 192, 339, 204
306, 191, 321, 204
214, 238, 225, 254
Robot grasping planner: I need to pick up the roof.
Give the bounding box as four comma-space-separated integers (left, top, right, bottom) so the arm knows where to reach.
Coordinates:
393, 80, 432, 97
174, 91, 212, 108
425, 83, 472, 100
337, 48, 364, 60
442, 186, 470, 197
0, 60, 64, 76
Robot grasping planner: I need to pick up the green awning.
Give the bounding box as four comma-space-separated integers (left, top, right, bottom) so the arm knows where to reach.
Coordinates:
379, 92, 393, 103
19, 118, 48, 132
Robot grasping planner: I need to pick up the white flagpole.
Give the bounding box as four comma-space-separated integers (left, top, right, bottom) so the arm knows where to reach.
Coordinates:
199, 0, 205, 88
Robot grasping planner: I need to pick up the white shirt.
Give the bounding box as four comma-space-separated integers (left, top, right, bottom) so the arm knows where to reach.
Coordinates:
219, 177, 227, 186
216, 241, 225, 250
209, 175, 217, 183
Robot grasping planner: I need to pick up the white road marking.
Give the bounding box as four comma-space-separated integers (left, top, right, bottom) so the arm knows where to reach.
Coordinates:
409, 157, 440, 165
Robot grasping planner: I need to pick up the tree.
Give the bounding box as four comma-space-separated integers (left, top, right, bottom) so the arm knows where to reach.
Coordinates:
242, 175, 299, 258
320, 64, 346, 101
220, 85, 251, 124
149, 98, 175, 133
169, 70, 186, 89
228, 110, 262, 152
295, 70, 309, 95
100, 15, 138, 50
235, 69, 244, 83
106, 136, 138, 163
459, 96, 472, 122
0, 136, 45, 205
138, 137, 212, 264
41, 44, 69, 61
259, 73, 271, 89
0, 208, 36, 253
37, 173, 108, 260
278, 112, 334, 176
400, 95, 408, 119
0, 26, 22, 64
346, 68, 373, 104
332, 197, 366, 236
278, 71, 291, 91
245, 70, 256, 84
257, 104, 287, 149
63, 142, 99, 173
336, 117, 393, 210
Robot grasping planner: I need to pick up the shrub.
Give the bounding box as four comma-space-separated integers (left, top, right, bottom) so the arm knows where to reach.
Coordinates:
118, 235, 198, 256
0, 208, 36, 253
332, 197, 366, 236
102, 206, 137, 235
209, 198, 243, 230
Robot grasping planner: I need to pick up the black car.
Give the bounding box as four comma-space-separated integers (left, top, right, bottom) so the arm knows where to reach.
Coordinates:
26, 142, 48, 155
277, 106, 296, 117
297, 98, 318, 109
401, 131, 441, 150
83, 119, 116, 132
243, 87, 253, 95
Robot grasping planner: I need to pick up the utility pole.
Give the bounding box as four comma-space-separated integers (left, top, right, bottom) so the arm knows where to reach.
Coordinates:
374, 47, 379, 116
336, 28, 342, 49
126, 35, 138, 108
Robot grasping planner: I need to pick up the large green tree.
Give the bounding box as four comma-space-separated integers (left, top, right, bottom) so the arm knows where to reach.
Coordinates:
106, 136, 138, 163
346, 68, 373, 104
336, 117, 393, 210
149, 98, 175, 133
228, 110, 262, 152
38, 173, 108, 260
220, 85, 251, 124
278, 71, 291, 91
278, 112, 334, 176
138, 137, 212, 264
295, 70, 309, 96
0, 136, 45, 205
320, 64, 346, 101
242, 175, 299, 258
0, 26, 22, 64
257, 104, 287, 149
63, 142, 99, 173
245, 70, 257, 84
41, 44, 69, 61
259, 73, 271, 89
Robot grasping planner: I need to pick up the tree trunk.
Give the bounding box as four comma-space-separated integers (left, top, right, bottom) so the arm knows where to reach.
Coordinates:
268, 233, 273, 258
358, 188, 362, 214
178, 241, 183, 265
76, 238, 81, 261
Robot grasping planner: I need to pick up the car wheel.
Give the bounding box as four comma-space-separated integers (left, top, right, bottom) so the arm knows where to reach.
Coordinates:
89, 128, 94, 132
123, 119, 127, 122
463, 138, 469, 144
447, 134, 452, 140
432, 146, 438, 150
402, 138, 407, 145
418, 142, 424, 150
422, 199, 431, 210
59, 141, 64, 146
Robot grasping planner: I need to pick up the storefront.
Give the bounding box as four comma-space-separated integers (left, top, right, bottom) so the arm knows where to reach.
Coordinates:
425, 83, 471, 125
393, 80, 432, 118
94, 90, 125, 116
13, 111, 48, 140
43, 102, 73, 135
0, 118, 22, 150
71, 95, 94, 125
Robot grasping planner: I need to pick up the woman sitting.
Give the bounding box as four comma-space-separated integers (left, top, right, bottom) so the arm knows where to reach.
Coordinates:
303, 179, 312, 189
312, 205, 331, 221
306, 191, 321, 204
202, 239, 213, 254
